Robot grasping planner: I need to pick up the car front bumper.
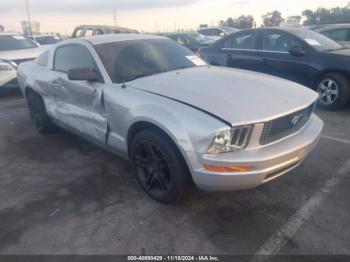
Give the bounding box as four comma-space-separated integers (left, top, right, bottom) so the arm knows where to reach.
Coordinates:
187, 114, 323, 191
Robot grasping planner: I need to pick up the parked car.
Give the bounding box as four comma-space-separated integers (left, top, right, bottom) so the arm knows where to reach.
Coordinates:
28, 34, 62, 46
198, 27, 350, 110
311, 24, 350, 47
0, 59, 17, 88
198, 26, 238, 41
72, 25, 139, 38
17, 34, 323, 203
0, 33, 47, 88
160, 32, 215, 52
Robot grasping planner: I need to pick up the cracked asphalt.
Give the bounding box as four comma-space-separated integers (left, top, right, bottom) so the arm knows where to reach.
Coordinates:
0, 89, 349, 255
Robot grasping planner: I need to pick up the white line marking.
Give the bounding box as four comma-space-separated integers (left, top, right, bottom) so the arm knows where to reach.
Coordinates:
49, 208, 61, 217
254, 159, 350, 258
321, 135, 350, 145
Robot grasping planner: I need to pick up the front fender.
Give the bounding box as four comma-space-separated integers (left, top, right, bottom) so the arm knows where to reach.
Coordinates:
128, 104, 195, 153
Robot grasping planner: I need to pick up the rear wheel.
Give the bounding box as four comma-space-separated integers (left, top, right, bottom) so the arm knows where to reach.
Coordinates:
130, 128, 191, 203
27, 90, 55, 134
317, 73, 350, 110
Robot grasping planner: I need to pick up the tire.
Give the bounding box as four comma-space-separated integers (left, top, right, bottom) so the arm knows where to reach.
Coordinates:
26, 90, 55, 134
129, 128, 191, 203
316, 73, 350, 111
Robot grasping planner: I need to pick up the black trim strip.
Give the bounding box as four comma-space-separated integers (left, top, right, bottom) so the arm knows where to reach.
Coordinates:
130, 86, 232, 127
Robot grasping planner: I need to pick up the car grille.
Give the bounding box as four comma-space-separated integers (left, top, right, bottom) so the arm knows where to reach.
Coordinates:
260, 103, 315, 145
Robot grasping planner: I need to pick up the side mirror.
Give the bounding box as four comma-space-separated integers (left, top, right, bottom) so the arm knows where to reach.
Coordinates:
67, 68, 99, 81
288, 45, 305, 57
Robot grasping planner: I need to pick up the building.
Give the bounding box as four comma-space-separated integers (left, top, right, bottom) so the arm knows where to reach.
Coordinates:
21, 20, 40, 35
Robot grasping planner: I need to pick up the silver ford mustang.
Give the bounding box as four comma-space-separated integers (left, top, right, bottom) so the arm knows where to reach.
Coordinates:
17, 34, 324, 203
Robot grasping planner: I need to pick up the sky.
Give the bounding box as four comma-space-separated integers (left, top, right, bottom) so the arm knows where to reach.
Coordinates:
0, 0, 349, 35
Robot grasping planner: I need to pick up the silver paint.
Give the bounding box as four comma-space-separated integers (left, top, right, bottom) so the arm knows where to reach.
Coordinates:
17, 35, 324, 191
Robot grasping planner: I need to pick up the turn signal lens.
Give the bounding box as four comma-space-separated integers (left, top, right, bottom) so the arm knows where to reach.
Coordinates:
203, 164, 253, 173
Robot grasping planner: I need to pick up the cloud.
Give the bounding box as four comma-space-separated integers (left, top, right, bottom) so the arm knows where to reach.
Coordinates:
0, 0, 199, 14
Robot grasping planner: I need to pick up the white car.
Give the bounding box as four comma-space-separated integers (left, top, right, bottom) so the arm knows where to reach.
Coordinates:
312, 24, 350, 48
0, 33, 47, 88
198, 26, 239, 41
27, 34, 62, 46
0, 59, 17, 87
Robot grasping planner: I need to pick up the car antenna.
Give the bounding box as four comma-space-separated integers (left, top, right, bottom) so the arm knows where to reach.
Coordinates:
121, 83, 127, 89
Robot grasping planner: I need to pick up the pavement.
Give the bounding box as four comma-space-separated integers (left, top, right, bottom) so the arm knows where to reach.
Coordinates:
0, 89, 349, 256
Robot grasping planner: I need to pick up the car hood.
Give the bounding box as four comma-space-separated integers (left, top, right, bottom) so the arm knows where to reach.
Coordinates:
129, 66, 318, 126
326, 47, 350, 56
0, 45, 47, 62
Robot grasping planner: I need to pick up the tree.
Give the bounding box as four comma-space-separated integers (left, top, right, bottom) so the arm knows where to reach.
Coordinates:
302, 4, 350, 25
302, 9, 316, 25
234, 15, 256, 29
262, 11, 285, 27
218, 15, 256, 29
287, 15, 302, 25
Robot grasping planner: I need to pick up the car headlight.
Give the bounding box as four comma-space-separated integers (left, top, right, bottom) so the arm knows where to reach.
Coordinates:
207, 125, 253, 154
0, 60, 16, 71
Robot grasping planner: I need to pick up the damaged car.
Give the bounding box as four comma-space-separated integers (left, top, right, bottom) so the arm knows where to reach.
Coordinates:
17, 34, 323, 203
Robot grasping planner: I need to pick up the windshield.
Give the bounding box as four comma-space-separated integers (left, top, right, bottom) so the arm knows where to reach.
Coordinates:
292, 29, 343, 51
34, 35, 61, 45
94, 39, 207, 83
222, 27, 238, 34
0, 35, 38, 51
186, 33, 213, 43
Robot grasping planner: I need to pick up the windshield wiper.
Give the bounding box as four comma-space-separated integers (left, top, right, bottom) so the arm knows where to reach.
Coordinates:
124, 73, 154, 82
124, 66, 194, 83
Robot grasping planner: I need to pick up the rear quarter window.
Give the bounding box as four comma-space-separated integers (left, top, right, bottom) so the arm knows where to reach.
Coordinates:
36, 50, 49, 67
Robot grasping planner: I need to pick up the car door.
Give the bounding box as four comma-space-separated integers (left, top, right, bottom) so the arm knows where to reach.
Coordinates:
220, 30, 263, 71
258, 29, 314, 86
51, 44, 108, 143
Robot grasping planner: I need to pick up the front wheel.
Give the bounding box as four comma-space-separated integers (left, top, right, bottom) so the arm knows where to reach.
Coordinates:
130, 129, 191, 203
316, 73, 350, 110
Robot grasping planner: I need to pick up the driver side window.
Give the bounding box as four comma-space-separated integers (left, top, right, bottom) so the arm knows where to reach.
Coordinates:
262, 31, 300, 52
223, 31, 256, 50
54, 45, 96, 73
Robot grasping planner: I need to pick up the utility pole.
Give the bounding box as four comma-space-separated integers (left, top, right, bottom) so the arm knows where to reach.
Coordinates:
113, 9, 117, 26
25, 0, 31, 23
25, 0, 32, 34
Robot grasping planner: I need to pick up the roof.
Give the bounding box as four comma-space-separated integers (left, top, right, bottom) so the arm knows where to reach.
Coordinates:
159, 32, 198, 36
29, 34, 58, 37
244, 27, 311, 33
0, 32, 22, 36
313, 24, 350, 32
74, 25, 139, 33
82, 34, 167, 45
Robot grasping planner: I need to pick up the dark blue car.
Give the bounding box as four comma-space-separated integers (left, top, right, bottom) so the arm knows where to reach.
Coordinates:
198, 27, 350, 110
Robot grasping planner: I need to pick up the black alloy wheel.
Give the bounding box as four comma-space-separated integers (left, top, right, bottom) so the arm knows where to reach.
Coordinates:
133, 141, 172, 197
130, 129, 191, 203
